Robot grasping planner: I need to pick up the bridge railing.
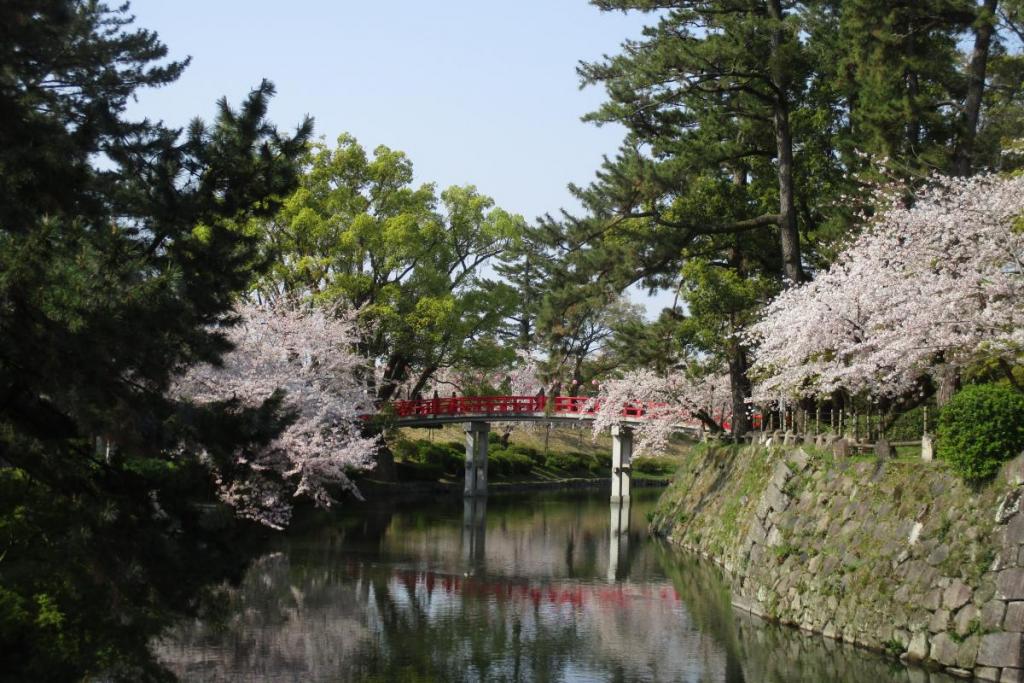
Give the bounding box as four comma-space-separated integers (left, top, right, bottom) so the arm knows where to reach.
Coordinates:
388, 395, 683, 421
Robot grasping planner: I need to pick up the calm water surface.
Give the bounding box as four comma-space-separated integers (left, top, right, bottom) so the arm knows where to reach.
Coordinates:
157, 489, 955, 682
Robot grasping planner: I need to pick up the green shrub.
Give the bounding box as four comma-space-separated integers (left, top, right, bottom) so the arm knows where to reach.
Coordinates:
415, 442, 463, 474
938, 383, 1024, 482
541, 451, 603, 474
586, 452, 611, 475
632, 456, 677, 477
542, 451, 579, 472
395, 461, 444, 481
489, 449, 534, 477
508, 444, 544, 463
391, 438, 419, 462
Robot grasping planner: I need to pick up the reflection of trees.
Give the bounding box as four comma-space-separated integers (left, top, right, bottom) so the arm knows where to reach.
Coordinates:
155, 491, 954, 682
155, 552, 371, 681
155, 492, 682, 681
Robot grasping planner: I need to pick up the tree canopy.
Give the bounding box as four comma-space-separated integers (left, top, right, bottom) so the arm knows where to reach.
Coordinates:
253, 135, 527, 401
0, 2, 315, 678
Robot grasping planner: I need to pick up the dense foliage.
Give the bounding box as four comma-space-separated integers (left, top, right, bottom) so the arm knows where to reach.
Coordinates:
0, 2, 317, 679
252, 135, 527, 401
538, 0, 1024, 433
937, 383, 1024, 481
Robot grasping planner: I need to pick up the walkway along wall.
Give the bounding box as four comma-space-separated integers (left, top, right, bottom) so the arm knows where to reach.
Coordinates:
651, 443, 1024, 681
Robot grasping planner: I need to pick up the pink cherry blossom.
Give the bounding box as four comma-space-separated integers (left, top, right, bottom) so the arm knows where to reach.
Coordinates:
589, 369, 731, 454
747, 173, 1024, 401
174, 301, 379, 529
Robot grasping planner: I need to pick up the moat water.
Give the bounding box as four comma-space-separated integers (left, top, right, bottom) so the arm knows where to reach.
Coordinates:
156, 489, 955, 682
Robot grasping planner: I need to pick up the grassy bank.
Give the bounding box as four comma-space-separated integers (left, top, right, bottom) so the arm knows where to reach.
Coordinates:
355, 424, 690, 489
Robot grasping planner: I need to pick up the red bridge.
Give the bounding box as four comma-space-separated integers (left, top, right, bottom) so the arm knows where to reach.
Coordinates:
386, 394, 716, 429
383, 395, 727, 501
392, 394, 629, 422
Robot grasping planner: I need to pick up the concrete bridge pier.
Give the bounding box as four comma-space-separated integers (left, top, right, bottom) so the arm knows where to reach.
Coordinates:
610, 425, 633, 503
463, 421, 489, 497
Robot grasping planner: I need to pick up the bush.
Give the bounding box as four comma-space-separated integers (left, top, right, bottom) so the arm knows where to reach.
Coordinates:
391, 438, 419, 462
508, 444, 544, 464
488, 449, 534, 477
585, 452, 611, 475
541, 451, 605, 475
938, 384, 1024, 482
415, 443, 463, 474
395, 461, 444, 481
542, 451, 579, 472
632, 456, 677, 477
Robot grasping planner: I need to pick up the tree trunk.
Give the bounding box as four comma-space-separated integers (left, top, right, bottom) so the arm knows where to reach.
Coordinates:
728, 343, 752, 437
767, 0, 803, 285
954, 0, 998, 176
936, 365, 961, 407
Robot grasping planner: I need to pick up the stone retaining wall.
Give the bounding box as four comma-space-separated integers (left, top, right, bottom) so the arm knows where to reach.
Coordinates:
651, 444, 1024, 681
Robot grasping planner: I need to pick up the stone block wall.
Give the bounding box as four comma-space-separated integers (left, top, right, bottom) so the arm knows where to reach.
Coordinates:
651, 444, 1024, 681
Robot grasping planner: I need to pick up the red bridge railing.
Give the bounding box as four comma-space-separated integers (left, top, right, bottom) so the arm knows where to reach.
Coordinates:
389, 395, 676, 421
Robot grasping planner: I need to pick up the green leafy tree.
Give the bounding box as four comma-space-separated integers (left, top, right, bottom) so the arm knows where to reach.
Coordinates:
558, 0, 1024, 434
579, 0, 815, 284
253, 135, 526, 400
0, 2, 310, 679
494, 228, 553, 352
539, 293, 646, 388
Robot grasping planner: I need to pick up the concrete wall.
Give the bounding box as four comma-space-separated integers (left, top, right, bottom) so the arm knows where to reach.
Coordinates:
652, 443, 1024, 681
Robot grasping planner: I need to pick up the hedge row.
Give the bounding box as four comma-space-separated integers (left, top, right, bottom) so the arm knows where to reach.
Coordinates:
390, 438, 678, 481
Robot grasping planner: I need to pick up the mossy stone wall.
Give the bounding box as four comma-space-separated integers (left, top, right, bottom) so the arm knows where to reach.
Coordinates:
652, 444, 1024, 681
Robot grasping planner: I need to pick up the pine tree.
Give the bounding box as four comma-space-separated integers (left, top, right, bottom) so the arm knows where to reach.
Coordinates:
0, 2, 311, 678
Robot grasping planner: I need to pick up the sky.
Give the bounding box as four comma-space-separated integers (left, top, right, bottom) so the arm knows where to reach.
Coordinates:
127, 1, 673, 313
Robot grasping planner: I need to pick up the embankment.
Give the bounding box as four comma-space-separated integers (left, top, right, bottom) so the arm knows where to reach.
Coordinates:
357, 475, 668, 499
651, 443, 1024, 681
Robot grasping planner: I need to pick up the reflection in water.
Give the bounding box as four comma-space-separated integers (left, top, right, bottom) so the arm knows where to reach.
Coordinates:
156, 490, 954, 682
462, 497, 487, 571
608, 501, 631, 582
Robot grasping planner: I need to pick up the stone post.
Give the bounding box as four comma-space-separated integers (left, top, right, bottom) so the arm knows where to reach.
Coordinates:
921, 433, 934, 462
464, 421, 489, 497
611, 425, 633, 503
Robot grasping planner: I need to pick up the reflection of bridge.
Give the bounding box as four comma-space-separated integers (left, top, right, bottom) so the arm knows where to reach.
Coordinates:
460, 496, 637, 585
385, 395, 704, 502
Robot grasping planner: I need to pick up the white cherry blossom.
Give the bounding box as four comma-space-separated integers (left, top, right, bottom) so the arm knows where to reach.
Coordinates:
174, 301, 379, 529
747, 173, 1024, 401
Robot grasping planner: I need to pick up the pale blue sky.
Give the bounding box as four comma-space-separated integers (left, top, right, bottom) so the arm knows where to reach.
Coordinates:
127, 1, 673, 313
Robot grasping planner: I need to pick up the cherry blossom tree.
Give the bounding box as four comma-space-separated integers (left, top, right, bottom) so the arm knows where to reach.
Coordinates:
174, 302, 379, 529
505, 350, 545, 396
589, 368, 732, 454
747, 173, 1024, 402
